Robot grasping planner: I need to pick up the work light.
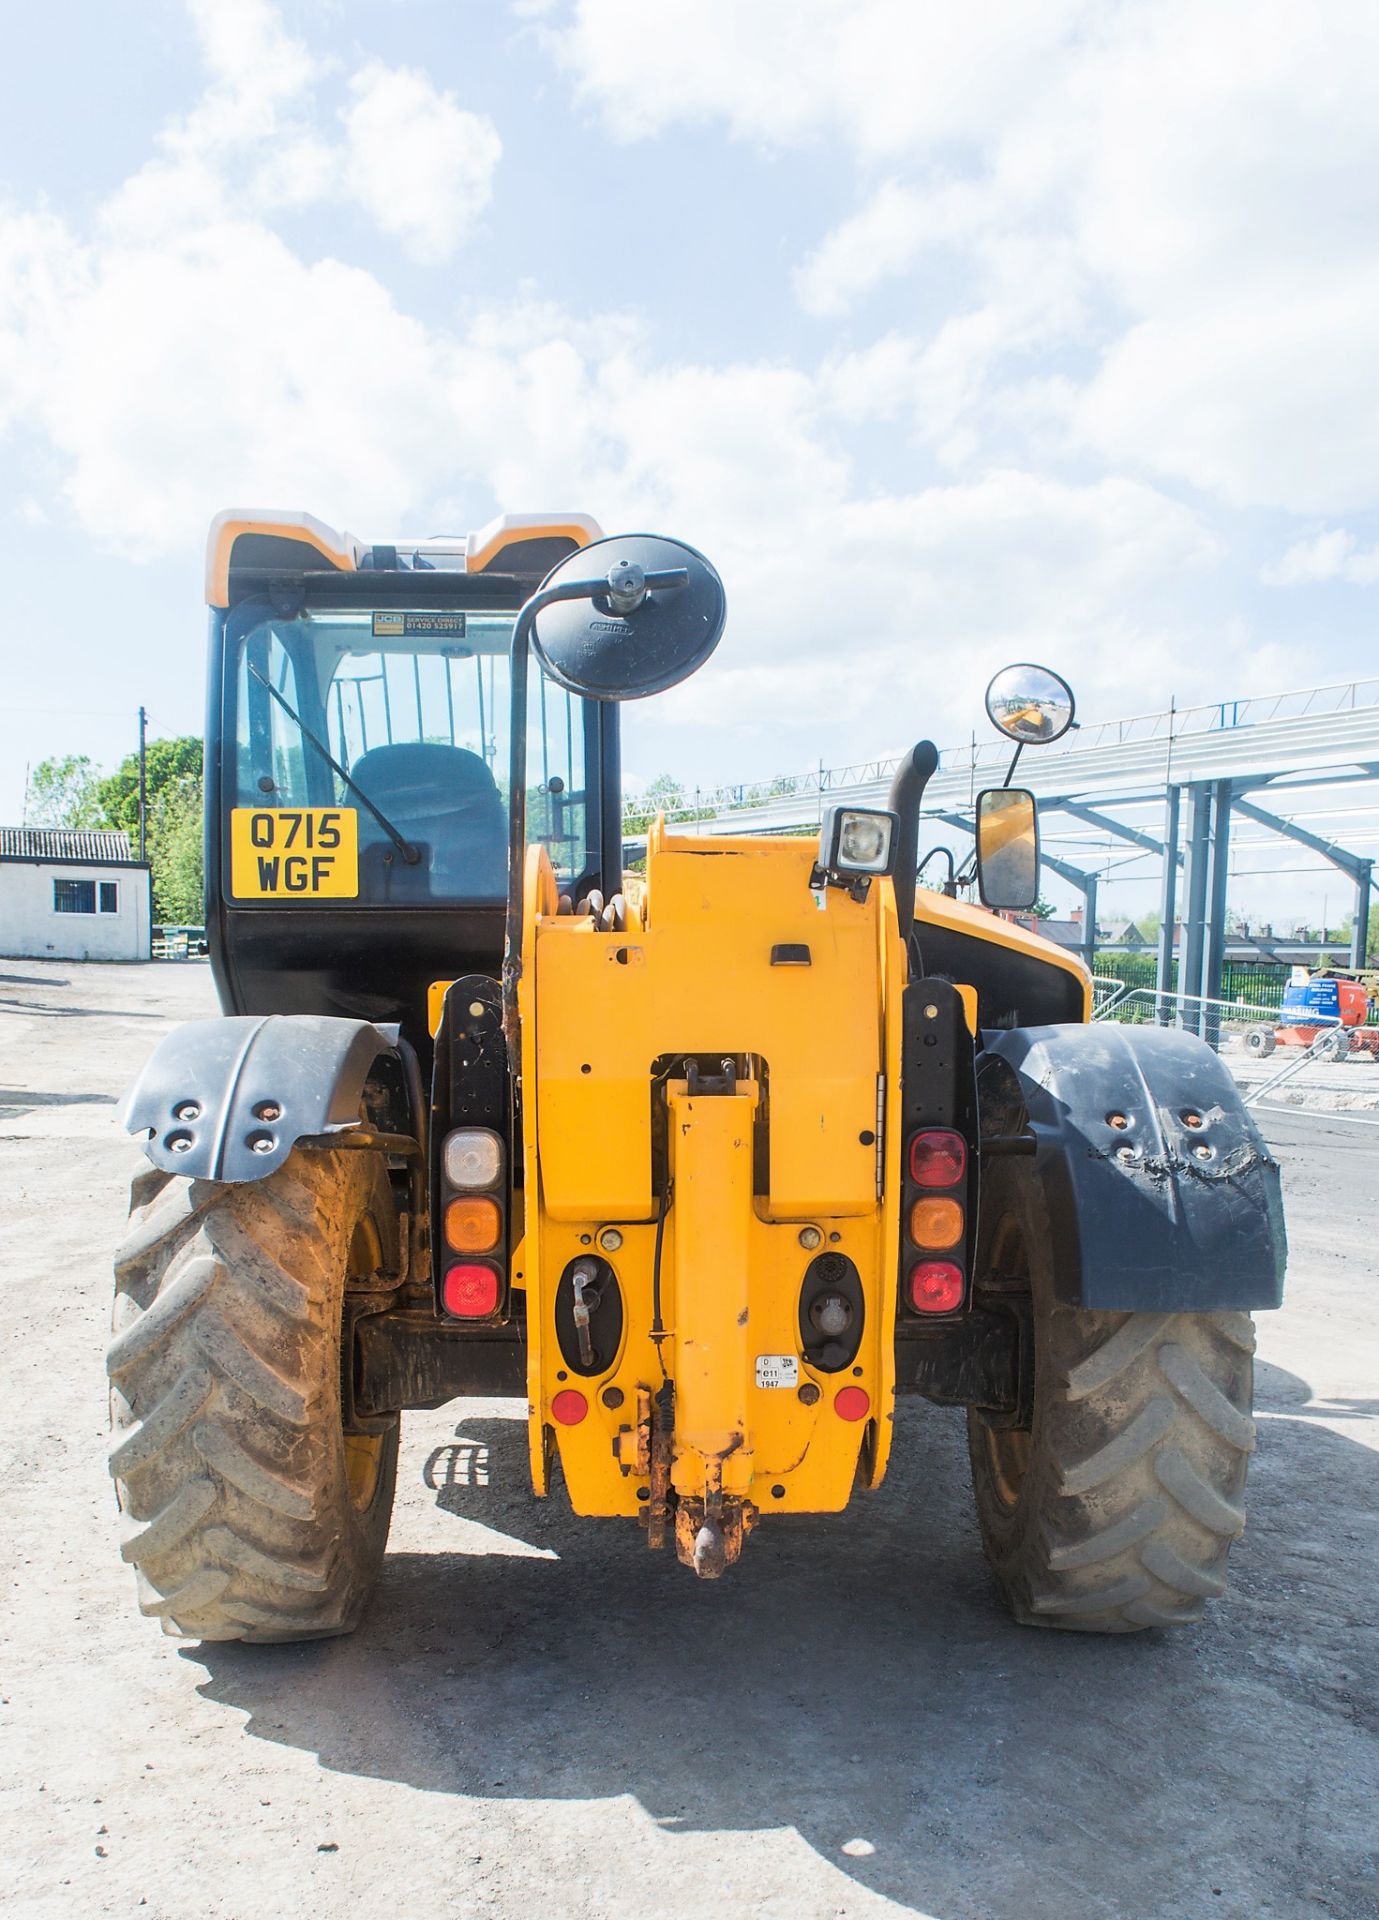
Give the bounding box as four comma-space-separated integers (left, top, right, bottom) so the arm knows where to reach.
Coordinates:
817, 805, 898, 879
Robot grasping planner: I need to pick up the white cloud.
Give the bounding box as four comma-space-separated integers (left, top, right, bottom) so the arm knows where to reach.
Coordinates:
102, 0, 499, 264
102, 0, 325, 241
1262, 529, 1379, 587
6, 219, 446, 545
342, 63, 501, 265
185, 0, 314, 104
549, 0, 1088, 156
794, 180, 938, 318
0, 0, 1333, 788
552, 0, 1379, 522
1077, 281, 1379, 515
0, 209, 83, 431
0, 174, 1233, 757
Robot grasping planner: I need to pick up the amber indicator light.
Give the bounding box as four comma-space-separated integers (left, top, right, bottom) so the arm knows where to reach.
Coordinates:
908, 1195, 964, 1250
444, 1195, 501, 1254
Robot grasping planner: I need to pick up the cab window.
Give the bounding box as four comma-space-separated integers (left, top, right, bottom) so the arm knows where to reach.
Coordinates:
227, 605, 592, 903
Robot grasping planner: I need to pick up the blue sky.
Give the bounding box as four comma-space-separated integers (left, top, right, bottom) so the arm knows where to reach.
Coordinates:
1, 1, 1376, 920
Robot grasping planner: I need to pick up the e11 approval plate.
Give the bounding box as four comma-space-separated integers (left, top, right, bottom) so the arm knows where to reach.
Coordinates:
754, 1354, 800, 1389
229, 808, 359, 899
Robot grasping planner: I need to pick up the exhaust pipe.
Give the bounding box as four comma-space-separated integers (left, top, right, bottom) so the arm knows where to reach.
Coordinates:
887, 741, 940, 954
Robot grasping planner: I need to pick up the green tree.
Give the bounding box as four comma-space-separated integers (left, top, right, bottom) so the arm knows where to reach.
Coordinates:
1335, 907, 1379, 963
97, 736, 204, 925
147, 781, 204, 923
96, 736, 202, 837
25, 754, 107, 828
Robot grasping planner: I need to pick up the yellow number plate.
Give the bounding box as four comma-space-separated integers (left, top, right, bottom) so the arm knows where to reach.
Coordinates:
229, 809, 359, 899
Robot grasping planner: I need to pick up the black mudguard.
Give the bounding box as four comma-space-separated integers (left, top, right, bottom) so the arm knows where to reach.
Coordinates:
122, 1014, 405, 1183
979, 1023, 1287, 1311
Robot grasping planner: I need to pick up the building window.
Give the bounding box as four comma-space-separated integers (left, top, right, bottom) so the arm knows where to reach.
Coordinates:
54, 879, 97, 915
100, 882, 118, 914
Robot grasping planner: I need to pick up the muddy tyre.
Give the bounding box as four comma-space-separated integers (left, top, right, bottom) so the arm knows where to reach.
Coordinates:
108, 1149, 400, 1643
967, 1156, 1255, 1632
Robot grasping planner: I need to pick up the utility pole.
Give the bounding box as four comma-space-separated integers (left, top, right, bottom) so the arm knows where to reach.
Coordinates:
138, 706, 148, 863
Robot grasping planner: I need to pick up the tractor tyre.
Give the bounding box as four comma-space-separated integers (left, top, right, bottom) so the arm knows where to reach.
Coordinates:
967, 1155, 1255, 1633
107, 1148, 400, 1643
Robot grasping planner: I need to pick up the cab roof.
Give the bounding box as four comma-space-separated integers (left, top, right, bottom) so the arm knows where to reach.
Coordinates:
206, 509, 604, 608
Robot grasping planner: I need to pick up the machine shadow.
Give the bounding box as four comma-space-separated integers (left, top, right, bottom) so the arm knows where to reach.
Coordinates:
0, 1087, 118, 1108
0, 996, 166, 1020
190, 1372, 1379, 1916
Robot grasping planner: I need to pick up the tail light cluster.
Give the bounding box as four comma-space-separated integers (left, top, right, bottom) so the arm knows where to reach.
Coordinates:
904, 1128, 967, 1315
438, 1127, 506, 1319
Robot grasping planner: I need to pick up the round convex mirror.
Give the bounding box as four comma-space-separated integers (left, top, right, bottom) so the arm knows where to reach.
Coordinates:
531, 534, 726, 701
984, 663, 1075, 744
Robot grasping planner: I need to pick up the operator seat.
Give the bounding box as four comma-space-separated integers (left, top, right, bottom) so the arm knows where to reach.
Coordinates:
351, 742, 507, 900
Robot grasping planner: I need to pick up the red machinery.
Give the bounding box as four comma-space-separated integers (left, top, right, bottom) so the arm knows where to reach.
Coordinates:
1246, 971, 1379, 1060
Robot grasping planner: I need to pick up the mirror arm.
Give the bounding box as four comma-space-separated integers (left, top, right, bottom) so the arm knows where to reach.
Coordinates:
886, 740, 941, 955
1003, 741, 1025, 789
503, 567, 693, 1050
916, 844, 961, 898
502, 576, 612, 1052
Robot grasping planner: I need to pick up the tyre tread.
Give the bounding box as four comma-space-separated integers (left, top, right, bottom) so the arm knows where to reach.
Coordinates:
968, 1156, 1256, 1634
107, 1150, 397, 1644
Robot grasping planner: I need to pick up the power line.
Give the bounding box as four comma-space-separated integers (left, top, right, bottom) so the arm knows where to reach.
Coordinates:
1, 705, 134, 719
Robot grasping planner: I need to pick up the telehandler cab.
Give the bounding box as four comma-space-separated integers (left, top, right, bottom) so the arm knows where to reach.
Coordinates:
109, 509, 1286, 1640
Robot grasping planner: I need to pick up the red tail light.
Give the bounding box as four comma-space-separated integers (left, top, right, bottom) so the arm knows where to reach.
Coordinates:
442, 1262, 501, 1318
908, 1260, 964, 1314
551, 1389, 588, 1425
833, 1385, 871, 1422
908, 1129, 967, 1187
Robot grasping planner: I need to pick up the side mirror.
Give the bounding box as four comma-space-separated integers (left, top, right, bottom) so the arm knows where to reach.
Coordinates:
975, 787, 1039, 910
531, 533, 726, 701
985, 663, 1075, 744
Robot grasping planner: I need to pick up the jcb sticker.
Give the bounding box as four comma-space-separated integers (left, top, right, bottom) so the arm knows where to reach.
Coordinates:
754, 1354, 800, 1390
372, 611, 466, 638
229, 809, 358, 899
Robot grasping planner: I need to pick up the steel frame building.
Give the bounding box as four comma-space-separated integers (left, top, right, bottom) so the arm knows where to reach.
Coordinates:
640, 680, 1379, 994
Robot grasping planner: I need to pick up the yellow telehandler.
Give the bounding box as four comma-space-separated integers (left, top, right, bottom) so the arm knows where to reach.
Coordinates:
109, 511, 1285, 1639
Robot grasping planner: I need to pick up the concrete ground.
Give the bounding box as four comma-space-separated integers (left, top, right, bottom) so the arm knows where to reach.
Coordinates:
0, 959, 1375, 1920
1217, 1036, 1379, 1115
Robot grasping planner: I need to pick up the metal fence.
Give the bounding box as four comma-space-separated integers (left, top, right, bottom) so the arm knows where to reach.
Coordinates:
1092, 983, 1283, 1040
151, 925, 208, 959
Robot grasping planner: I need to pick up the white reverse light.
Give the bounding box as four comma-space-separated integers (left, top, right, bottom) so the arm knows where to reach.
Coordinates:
443, 1127, 504, 1189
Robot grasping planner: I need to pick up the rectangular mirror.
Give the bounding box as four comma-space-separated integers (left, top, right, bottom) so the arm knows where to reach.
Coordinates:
975, 787, 1039, 910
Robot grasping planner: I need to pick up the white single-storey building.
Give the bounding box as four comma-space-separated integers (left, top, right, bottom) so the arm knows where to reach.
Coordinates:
0, 827, 152, 961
